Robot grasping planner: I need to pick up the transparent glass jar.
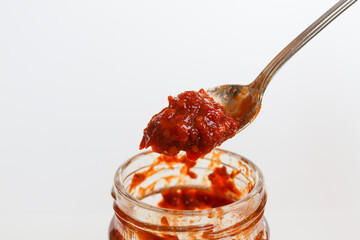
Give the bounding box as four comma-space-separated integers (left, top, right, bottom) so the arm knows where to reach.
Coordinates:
109, 148, 269, 240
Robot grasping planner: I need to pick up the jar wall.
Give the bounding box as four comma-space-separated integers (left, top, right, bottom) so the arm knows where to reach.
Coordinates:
109, 214, 269, 240
109, 216, 124, 240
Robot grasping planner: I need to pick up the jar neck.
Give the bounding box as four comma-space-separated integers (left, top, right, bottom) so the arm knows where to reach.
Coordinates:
112, 149, 267, 239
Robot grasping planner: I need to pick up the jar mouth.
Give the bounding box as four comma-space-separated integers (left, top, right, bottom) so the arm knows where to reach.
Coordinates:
114, 148, 265, 216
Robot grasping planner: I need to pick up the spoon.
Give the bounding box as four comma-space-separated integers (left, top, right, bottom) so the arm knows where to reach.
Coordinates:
207, 0, 357, 131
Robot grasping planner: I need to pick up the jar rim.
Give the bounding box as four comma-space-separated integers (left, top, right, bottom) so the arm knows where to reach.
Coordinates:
114, 148, 265, 216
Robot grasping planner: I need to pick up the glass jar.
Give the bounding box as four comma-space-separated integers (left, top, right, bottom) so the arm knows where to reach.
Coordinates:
109, 148, 269, 240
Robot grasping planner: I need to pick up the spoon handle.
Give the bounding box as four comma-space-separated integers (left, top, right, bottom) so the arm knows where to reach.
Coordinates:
254, 0, 357, 92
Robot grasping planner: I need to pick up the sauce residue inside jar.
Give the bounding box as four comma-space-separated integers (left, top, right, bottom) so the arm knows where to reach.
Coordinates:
129, 154, 198, 194
140, 89, 240, 160
158, 187, 235, 210
128, 153, 252, 211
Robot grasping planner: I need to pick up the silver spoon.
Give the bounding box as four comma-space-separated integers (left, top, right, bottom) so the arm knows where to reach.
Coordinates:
207, 0, 357, 131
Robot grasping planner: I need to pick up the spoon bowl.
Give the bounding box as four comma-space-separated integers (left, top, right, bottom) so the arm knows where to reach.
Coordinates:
207, 83, 262, 131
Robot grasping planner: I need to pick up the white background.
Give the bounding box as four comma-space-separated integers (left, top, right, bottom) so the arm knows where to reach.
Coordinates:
1, 0, 359, 239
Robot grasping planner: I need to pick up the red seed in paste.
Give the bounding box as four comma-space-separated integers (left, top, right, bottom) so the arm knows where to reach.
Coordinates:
139, 89, 240, 160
